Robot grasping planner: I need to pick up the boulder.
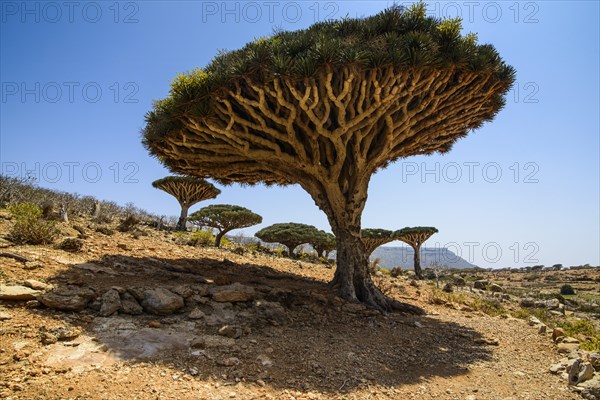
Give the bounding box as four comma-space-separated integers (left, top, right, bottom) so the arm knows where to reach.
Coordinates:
171, 285, 194, 298
204, 302, 236, 326
489, 283, 504, 293
442, 283, 454, 293
210, 283, 256, 303
188, 308, 205, 320
568, 358, 595, 385
220, 357, 240, 367
545, 298, 561, 310
141, 288, 184, 315
452, 275, 466, 286
552, 327, 566, 342
254, 300, 287, 325
549, 362, 567, 374
127, 287, 145, 302
0, 285, 41, 300
120, 292, 143, 315
23, 280, 50, 291
520, 298, 536, 308
588, 352, 600, 370
37, 286, 95, 311
218, 325, 242, 339
558, 342, 581, 354
99, 289, 121, 317
256, 354, 273, 367
58, 238, 84, 252
473, 280, 488, 290
577, 376, 600, 399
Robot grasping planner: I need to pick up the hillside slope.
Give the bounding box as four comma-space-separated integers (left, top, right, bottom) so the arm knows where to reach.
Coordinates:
0, 214, 582, 400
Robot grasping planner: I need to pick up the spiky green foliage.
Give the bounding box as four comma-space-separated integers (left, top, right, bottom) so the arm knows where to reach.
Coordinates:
188, 204, 262, 247
151, 176, 220, 205
255, 222, 325, 256
394, 226, 439, 237
361, 228, 394, 255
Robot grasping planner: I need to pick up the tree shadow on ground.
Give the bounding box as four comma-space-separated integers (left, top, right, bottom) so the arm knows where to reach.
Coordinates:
28, 253, 494, 395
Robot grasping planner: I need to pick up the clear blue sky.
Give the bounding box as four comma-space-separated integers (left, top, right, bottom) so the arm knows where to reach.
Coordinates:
1, 1, 598, 268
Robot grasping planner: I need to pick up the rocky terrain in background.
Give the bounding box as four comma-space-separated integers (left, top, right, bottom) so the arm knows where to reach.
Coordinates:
0, 212, 599, 400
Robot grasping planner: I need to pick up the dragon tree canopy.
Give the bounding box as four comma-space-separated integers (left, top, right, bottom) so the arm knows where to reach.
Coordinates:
151, 175, 220, 231
143, 3, 515, 186
361, 228, 394, 255
394, 226, 439, 239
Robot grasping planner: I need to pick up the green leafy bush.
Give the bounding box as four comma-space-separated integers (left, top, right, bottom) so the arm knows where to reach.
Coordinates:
556, 319, 600, 351
189, 229, 215, 246
8, 202, 60, 245
560, 284, 576, 295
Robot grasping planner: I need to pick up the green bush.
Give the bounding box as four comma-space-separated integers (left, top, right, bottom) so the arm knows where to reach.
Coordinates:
556, 319, 600, 351
560, 284, 576, 295
189, 229, 215, 246
273, 247, 287, 257
8, 202, 60, 245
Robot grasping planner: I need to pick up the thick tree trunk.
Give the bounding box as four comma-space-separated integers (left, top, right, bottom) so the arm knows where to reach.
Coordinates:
214, 231, 225, 248
413, 245, 423, 279
303, 179, 423, 315
283, 243, 298, 258
330, 227, 423, 314
176, 205, 189, 231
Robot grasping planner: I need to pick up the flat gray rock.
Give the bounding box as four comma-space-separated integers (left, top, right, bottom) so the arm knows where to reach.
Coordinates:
0, 285, 41, 300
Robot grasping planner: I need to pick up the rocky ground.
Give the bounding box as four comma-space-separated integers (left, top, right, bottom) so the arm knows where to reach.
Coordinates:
0, 216, 597, 399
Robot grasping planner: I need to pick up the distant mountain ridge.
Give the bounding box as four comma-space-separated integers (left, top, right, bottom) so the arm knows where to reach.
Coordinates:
371, 246, 478, 270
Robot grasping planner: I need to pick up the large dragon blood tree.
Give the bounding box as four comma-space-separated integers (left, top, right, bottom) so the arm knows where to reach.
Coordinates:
142, 4, 515, 312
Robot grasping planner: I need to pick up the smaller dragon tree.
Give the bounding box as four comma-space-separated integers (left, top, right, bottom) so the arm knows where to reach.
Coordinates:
152, 176, 220, 231
394, 227, 438, 279
313, 231, 336, 258
255, 223, 323, 257
361, 229, 395, 256
188, 204, 262, 247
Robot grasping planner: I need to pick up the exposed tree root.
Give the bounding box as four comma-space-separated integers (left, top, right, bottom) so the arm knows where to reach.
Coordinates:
0, 252, 33, 263
331, 278, 424, 315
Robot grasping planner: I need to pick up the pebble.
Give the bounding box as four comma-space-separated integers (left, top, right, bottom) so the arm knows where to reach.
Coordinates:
148, 320, 162, 328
